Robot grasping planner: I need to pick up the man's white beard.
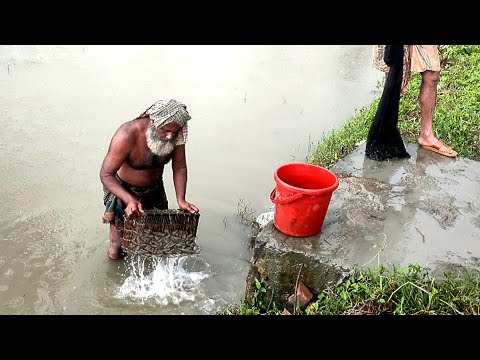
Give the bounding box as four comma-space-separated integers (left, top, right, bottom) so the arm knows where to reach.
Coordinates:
146, 126, 176, 157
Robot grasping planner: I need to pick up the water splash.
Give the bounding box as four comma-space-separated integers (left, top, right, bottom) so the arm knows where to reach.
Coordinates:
115, 256, 209, 306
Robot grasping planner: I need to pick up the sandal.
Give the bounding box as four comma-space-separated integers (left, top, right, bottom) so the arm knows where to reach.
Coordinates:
419, 140, 457, 158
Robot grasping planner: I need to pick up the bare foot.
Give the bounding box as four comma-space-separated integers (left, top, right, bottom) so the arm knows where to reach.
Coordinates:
418, 135, 438, 147
108, 244, 125, 260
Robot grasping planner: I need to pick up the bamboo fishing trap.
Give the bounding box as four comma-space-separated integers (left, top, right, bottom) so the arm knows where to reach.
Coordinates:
122, 209, 201, 257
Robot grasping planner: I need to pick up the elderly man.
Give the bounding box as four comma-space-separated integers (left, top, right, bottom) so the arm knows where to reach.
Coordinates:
100, 99, 199, 260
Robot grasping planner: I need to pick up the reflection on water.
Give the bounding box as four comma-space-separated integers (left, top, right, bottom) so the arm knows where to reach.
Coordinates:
0, 45, 381, 314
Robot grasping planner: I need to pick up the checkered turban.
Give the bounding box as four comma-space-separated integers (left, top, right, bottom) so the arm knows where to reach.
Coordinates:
143, 99, 191, 128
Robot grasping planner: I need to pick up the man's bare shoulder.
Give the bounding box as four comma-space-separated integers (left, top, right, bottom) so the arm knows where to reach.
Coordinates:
113, 118, 146, 141
105, 119, 146, 155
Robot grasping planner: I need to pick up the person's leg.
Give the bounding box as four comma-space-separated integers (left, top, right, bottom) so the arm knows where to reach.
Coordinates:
417, 70, 456, 156
417, 70, 439, 145
108, 223, 124, 260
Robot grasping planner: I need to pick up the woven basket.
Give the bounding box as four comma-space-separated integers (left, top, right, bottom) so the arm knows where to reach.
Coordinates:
122, 209, 200, 257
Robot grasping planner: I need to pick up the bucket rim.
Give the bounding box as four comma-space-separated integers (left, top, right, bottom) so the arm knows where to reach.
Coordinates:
274, 162, 339, 195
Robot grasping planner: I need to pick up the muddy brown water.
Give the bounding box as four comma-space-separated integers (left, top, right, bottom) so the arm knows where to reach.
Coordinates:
0, 45, 381, 314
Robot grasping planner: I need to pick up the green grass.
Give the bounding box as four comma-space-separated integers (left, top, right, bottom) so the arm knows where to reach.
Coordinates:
306, 264, 480, 315
222, 264, 480, 315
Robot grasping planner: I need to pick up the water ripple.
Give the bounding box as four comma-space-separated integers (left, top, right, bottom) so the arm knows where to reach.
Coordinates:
8, 296, 25, 307
48, 271, 64, 280
4, 268, 14, 276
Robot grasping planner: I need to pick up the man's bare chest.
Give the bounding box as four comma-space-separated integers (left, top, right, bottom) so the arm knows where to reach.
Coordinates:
127, 151, 172, 170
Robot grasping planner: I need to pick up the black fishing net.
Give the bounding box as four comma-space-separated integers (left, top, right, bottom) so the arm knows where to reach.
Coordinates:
365, 45, 410, 161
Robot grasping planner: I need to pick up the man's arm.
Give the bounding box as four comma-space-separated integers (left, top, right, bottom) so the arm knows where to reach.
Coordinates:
99, 124, 144, 217
171, 144, 199, 213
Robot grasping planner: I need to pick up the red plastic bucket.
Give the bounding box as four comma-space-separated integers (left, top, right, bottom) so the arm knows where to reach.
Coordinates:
270, 163, 339, 237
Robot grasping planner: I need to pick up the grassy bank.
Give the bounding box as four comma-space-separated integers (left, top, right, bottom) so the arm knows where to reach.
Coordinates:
307, 45, 480, 167
224, 45, 480, 315
223, 264, 480, 315
306, 264, 479, 315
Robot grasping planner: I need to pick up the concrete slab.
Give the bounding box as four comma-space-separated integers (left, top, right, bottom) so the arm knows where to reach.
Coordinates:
245, 142, 480, 309
328, 142, 480, 275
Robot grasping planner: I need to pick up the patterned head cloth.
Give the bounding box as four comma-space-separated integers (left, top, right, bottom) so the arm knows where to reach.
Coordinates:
143, 99, 191, 128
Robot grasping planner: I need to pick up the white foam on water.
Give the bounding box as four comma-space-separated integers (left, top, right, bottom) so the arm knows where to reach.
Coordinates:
115, 256, 209, 306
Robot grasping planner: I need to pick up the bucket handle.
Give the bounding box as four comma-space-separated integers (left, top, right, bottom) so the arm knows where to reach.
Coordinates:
270, 188, 303, 205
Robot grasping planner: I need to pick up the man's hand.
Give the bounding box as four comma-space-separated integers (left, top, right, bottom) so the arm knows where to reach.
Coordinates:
178, 200, 199, 214
124, 199, 145, 218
